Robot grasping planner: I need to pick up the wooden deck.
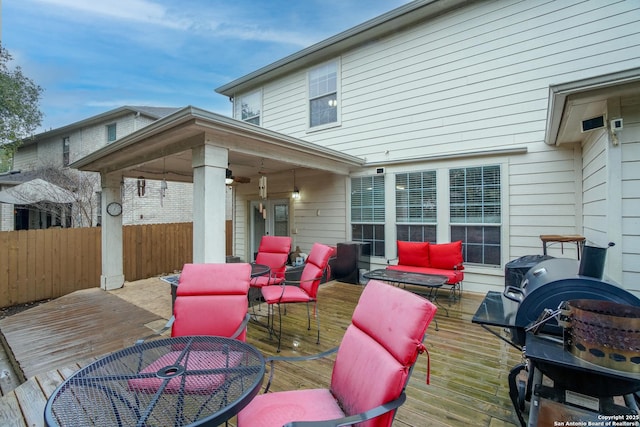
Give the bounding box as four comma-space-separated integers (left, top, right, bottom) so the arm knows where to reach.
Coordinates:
0, 278, 521, 426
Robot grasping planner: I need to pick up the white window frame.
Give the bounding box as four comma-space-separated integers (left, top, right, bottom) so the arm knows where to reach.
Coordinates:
62, 136, 70, 167
236, 89, 262, 125
106, 123, 117, 143
307, 59, 340, 131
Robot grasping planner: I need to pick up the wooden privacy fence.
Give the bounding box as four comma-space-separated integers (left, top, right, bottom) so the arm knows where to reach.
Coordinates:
0, 222, 196, 309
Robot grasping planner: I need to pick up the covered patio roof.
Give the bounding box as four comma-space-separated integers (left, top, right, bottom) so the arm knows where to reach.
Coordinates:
71, 106, 365, 182
70, 106, 365, 290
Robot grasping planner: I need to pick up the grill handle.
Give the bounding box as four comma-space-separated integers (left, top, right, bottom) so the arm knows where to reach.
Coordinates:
503, 286, 524, 303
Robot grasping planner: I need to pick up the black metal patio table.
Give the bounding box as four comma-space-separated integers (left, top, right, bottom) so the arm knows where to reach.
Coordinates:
363, 269, 449, 328
44, 335, 265, 427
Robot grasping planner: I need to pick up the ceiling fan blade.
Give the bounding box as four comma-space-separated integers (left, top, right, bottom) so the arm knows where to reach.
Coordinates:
233, 176, 251, 184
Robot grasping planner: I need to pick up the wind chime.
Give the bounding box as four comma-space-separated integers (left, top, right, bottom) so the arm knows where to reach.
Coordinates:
258, 169, 267, 219
160, 158, 168, 206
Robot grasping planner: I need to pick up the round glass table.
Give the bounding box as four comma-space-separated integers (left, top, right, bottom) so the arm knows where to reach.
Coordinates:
44, 335, 265, 427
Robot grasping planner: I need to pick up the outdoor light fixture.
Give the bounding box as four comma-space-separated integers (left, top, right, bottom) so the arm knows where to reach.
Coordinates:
225, 168, 234, 185
292, 169, 300, 200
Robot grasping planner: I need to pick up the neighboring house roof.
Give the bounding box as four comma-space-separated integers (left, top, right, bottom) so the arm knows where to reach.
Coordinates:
215, 0, 468, 96
0, 170, 42, 185
20, 106, 180, 148
0, 178, 75, 205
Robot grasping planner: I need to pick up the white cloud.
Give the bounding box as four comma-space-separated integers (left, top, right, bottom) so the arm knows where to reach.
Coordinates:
30, 0, 190, 29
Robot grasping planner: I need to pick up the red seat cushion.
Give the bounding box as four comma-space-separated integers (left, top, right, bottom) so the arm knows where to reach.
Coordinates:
128, 350, 243, 394
237, 389, 344, 427
250, 275, 284, 288
261, 284, 310, 304
397, 241, 430, 267
428, 241, 464, 270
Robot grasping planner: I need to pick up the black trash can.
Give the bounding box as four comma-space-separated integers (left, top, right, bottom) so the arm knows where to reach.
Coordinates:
504, 255, 555, 289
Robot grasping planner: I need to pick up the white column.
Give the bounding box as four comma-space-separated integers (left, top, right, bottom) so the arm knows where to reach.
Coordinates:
192, 144, 228, 263
100, 174, 124, 290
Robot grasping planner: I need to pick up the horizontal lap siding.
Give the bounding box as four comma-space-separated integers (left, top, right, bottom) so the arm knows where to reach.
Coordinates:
582, 131, 608, 247
246, 0, 640, 288
621, 102, 640, 287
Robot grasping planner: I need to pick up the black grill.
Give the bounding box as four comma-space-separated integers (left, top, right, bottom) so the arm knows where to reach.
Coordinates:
473, 248, 640, 426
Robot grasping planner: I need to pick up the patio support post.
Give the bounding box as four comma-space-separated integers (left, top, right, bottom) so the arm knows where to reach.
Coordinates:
100, 173, 125, 290
192, 143, 227, 263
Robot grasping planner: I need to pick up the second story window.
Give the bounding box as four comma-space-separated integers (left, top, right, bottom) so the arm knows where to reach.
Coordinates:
308, 60, 339, 128
106, 123, 117, 143
237, 90, 261, 125
62, 136, 70, 166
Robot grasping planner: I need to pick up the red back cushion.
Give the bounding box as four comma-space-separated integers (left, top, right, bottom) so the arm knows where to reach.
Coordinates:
299, 243, 333, 297
397, 241, 430, 267
173, 263, 250, 340
256, 236, 292, 279
330, 280, 437, 427
429, 241, 464, 270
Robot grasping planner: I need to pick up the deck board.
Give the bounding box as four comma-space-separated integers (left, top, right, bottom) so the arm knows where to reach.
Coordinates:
0, 278, 522, 427
0, 287, 162, 380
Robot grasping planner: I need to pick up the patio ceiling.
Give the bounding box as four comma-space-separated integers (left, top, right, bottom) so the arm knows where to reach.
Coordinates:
70, 106, 365, 182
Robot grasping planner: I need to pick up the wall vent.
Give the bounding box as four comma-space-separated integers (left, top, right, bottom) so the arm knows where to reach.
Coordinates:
581, 116, 605, 132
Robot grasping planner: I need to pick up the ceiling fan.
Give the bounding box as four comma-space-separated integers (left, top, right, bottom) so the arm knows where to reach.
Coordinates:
226, 168, 251, 184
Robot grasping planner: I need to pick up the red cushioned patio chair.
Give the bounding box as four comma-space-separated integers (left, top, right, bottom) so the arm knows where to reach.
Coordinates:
252, 236, 292, 288
238, 279, 437, 427
261, 242, 333, 352
137, 262, 252, 343
130, 263, 252, 395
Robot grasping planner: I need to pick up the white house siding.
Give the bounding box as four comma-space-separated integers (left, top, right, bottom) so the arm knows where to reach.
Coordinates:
582, 130, 609, 248
231, 169, 346, 262
621, 101, 640, 291
234, 0, 640, 293
509, 143, 581, 259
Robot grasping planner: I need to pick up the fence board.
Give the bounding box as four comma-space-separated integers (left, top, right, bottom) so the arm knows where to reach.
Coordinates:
0, 222, 197, 308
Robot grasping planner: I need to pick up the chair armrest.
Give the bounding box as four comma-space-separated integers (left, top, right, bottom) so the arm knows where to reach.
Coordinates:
230, 313, 251, 340
262, 346, 339, 393
135, 315, 175, 345
283, 393, 407, 427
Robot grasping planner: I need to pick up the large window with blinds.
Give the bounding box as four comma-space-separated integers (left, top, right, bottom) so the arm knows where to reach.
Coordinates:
351, 175, 385, 257
449, 165, 501, 266
395, 170, 437, 243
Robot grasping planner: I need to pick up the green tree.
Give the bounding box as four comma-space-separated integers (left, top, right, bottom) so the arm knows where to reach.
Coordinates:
0, 42, 44, 172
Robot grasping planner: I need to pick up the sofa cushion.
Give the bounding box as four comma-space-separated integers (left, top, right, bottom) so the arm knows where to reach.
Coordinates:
429, 241, 463, 270
397, 241, 430, 267
387, 265, 463, 284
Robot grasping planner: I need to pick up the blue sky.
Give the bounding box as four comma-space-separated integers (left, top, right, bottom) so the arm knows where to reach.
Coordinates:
3, 0, 412, 133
